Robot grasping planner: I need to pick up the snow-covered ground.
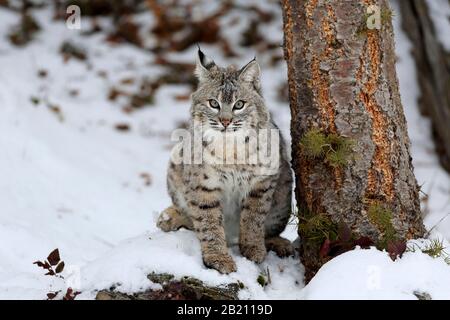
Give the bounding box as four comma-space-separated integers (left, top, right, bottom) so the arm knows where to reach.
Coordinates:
0, 1, 449, 300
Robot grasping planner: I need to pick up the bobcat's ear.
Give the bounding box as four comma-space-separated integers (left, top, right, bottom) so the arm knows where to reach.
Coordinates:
238, 58, 260, 83
195, 48, 216, 82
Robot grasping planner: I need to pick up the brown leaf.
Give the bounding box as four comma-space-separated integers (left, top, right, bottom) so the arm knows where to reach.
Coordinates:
108, 87, 123, 101
47, 104, 64, 122
115, 123, 130, 132
55, 261, 65, 273
47, 292, 58, 300
63, 288, 81, 300
107, 17, 142, 47
45, 270, 55, 276
387, 240, 407, 261
47, 249, 60, 266
354, 236, 374, 249
60, 41, 87, 61
319, 239, 331, 258
33, 260, 44, 267
33, 260, 50, 270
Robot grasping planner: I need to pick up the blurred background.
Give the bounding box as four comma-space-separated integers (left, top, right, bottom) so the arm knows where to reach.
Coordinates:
0, 0, 449, 298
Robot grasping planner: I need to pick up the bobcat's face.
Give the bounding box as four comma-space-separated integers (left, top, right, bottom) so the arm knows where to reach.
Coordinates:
191, 49, 269, 133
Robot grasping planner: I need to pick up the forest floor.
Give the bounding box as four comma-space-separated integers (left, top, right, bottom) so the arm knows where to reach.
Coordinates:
0, 0, 449, 299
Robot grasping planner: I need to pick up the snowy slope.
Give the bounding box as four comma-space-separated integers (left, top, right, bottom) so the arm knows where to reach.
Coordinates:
0, 2, 449, 300
303, 245, 450, 300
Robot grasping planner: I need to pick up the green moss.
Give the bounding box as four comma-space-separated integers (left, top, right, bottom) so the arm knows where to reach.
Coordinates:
257, 274, 267, 287
300, 129, 355, 168
300, 129, 327, 158
356, 12, 371, 37
30, 96, 40, 105
381, 8, 395, 24
257, 267, 271, 287
367, 202, 396, 248
367, 203, 393, 231
325, 135, 354, 168
298, 207, 338, 248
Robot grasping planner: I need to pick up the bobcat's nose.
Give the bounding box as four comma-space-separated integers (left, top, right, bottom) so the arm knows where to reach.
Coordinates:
219, 118, 232, 128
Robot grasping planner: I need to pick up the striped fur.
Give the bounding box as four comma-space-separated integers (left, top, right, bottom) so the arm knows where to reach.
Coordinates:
157, 50, 293, 274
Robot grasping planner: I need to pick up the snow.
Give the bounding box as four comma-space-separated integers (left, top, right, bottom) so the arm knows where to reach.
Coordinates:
0, 1, 449, 300
303, 246, 450, 300
79, 231, 304, 300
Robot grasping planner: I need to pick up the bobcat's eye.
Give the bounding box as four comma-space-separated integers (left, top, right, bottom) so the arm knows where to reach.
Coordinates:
208, 99, 220, 109
233, 100, 245, 110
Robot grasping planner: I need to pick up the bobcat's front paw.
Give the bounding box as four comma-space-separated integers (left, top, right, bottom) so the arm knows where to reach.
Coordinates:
240, 243, 267, 264
203, 253, 237, 274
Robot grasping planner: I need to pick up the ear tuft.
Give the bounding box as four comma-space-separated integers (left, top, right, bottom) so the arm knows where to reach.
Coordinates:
239, 58, 260, 83
195, 48, 216, 82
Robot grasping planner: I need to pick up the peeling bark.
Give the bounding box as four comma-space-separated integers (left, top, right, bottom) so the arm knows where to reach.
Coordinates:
281, 0, 425, 281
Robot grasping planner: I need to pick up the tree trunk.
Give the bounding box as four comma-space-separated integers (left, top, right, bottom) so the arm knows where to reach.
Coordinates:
399, 0, 450, 173
281, 0, 425, 281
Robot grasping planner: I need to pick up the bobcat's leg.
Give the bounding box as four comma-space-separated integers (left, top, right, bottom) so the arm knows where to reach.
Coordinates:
265, 236, 294, 257
187, 183, 236, 274
157, 206, 193, 232
239, 178, 276, 263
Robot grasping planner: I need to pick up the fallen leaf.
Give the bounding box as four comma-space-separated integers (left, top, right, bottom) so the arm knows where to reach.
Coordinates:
47, 249, 60, 266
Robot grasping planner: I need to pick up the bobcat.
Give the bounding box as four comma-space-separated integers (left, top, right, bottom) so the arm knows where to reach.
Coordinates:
157, 49, 293, 274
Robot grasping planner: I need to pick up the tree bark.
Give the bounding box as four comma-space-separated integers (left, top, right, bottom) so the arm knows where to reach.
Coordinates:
281, 0, 425, 281
399, 0, 450, 173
